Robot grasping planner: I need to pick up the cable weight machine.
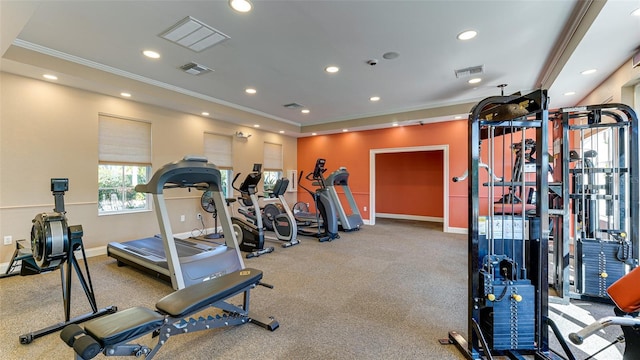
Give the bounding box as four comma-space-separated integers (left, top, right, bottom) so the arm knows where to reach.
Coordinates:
550, 104, 639, 302
447, 90, 572, 359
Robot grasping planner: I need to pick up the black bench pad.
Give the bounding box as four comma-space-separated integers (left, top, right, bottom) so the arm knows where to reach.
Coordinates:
85, 307, 165, 346
156, 268, 262, 317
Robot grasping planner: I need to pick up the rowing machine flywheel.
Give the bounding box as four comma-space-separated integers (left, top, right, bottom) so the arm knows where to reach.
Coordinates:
31, 212, 70, 270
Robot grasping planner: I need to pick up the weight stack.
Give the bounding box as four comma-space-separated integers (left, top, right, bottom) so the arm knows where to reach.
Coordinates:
481, 281, 536, 351
577, 239, 628, 298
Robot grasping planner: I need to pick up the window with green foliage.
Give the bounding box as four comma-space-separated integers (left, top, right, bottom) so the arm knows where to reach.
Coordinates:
98, 164, 150, 213
263, 170, 282, 196
98, 114, 152, 215
219, 169, 233, 198
263, 142, 283, 196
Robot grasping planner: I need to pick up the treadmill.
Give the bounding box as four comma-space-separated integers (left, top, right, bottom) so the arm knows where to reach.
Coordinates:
107, 156, 245, 290
325, 167, 364, 231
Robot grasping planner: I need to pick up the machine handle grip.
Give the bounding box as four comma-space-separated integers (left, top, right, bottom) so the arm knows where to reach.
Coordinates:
569, 316, 640, 345
231, 173, 242, 191
451, 163, 502, 183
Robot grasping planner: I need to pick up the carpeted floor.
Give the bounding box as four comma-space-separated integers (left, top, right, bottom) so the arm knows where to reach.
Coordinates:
0, 219, 626, 359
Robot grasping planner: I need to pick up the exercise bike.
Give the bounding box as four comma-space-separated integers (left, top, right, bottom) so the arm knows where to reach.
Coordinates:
228, 164, 274, 258
262, 177, 299, 247
231, 167, 298, 249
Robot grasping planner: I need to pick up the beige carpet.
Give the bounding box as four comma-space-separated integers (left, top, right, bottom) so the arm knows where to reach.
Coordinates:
0, 219, 476, 359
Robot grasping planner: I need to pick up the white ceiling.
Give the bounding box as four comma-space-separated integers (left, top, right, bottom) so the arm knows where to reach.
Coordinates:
1, 1, 639, 137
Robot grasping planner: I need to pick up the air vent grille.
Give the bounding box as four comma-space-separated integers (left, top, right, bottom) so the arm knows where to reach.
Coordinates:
454, 65, 484, 78
160, 16, 230, 53
283, 103, 304, 109
180, 62, 212, 76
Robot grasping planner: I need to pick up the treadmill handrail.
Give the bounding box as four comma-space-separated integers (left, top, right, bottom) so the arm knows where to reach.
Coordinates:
135, 157, 223, 195
325, 168, 349, 186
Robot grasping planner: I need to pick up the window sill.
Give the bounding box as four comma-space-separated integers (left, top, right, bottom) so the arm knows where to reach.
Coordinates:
98, 209, 152, 216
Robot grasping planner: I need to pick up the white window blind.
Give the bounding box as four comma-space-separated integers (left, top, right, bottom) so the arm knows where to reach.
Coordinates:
263, 142, 282, 170
204, 133, 232, 168
99, 115, 151, 164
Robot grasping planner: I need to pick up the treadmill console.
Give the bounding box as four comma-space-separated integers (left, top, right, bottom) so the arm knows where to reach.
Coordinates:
312, 158, 327, 180
183, 155, 208, 162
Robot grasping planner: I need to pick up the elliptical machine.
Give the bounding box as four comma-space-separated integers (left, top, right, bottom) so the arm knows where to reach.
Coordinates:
294, 158, 339, 242
228, 164, 274, 258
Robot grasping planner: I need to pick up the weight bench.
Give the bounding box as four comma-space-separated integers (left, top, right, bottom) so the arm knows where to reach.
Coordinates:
60, 268, 278, 359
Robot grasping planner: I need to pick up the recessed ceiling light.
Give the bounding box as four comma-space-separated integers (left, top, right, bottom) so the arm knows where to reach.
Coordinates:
311, 132, 317, 136
342, 129, 348, 132
245, 88, 257, 94
253, 124, 260, 128
121, 92, 132, 97
43, 74, 58, 80
581, 69, 597, 75
279, 130, 285, 134
382, 52, 399, 60
301, 109, 310, 114
142, 50, 160, 59
325, 66, 339, 73
454, 116, 462, 119
457, 30, 478, 41
229, 0, 252, 13
202, 112, 210, 116
632, 7, 640, 16
468, 78, 482, 84
392, 122, 399, 127
370, 96, 380, 102
564, 91, 576, 96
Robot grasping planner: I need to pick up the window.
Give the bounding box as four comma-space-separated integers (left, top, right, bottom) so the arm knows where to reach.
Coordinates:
98, 165, 150, 212
263, 142, 283, 196
98, 115, 151, 215
204, 133, 233, 198
582, 127, 613, 223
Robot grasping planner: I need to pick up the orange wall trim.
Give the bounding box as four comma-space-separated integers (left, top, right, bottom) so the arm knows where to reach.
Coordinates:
297, 120, 469, 232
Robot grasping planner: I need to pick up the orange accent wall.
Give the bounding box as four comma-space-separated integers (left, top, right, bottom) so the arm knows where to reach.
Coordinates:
375, 151, 443, 217
297, 120, 469, 228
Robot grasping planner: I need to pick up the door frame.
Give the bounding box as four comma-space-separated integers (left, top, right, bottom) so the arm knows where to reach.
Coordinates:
369, 145, 450, 231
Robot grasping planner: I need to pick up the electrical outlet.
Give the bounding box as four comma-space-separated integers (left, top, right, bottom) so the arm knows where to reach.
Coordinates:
180, 215, 185, 222
363, 206, 367, 212
4, 235, 12, 245
196, 213, 202, 220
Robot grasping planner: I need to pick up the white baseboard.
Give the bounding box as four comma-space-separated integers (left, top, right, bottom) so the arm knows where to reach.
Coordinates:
376, 213, 444, 223
445, 227, 468, 234
83, 245, 108, 258
0, 228, 221, 273
1, 245, 108, 273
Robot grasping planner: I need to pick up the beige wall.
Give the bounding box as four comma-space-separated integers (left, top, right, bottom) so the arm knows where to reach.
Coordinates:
579, 58, 640, 108
0, 72, 297, 263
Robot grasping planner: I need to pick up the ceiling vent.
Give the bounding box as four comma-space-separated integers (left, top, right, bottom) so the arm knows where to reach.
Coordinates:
180, 62, 212, 75
283, 103, 304, 109
160, 16, 230, 52
454, 65, 484, 79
